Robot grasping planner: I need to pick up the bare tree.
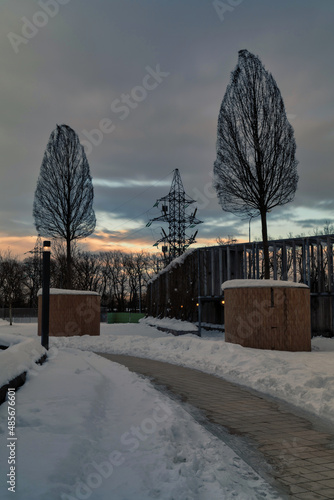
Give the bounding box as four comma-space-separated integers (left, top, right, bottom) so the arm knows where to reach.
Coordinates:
0, 252, 25, 324
23, 256, 42, 307
33, 124, 96, 288
216, 235, 238, 246
214, 50, 298, 278
100, 251, 128, 311
74, 251, 102, 292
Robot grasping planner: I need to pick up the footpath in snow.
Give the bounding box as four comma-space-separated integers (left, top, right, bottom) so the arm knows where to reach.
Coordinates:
47, 317, 334, 426
0, 320, 284, 500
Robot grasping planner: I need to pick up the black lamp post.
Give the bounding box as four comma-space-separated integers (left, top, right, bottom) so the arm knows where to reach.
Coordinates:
41, 241, 51, 350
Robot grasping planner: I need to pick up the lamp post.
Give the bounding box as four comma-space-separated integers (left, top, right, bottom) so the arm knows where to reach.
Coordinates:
41, 241, 51, 350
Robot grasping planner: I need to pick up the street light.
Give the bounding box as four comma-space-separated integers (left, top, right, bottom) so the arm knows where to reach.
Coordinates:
41, 241, 51, 350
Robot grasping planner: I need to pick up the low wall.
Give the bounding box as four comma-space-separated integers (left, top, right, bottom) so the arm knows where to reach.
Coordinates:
38, 289, 100, 337
223, 279, 311, 352
107, 312, 146, 324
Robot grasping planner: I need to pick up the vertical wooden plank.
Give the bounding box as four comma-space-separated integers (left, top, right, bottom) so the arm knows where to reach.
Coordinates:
327, 237, 333, 292
302, 240, 306, 284
317, 239, 322, 293
211, 249, 215, 296
293, 241, 297, 282
273, 243, 277, 280
219, 246, 223, 288
234, 248, 239, 279
203, 250, 208, 296
306, 239, 311, 287
282, 242, 287, 280
227, 246, 231, 281
243, 244, 247, 279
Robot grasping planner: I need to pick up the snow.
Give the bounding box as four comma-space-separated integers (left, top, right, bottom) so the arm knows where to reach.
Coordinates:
141, 316, 198, 332
43, 320, 334, 426
1, 318, 333, 498
37, 288, 100, 296
0, 330, 46, 387
222, 279, 308, 290
148, 248, 196, 284
0, 321, 282, 500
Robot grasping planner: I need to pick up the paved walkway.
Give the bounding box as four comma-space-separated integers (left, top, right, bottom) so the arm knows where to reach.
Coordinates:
96, 353, 334, 500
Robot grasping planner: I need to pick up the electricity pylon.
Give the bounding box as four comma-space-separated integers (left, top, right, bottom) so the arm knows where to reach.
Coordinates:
147, 169, 202, 265
24, 235, 43, 288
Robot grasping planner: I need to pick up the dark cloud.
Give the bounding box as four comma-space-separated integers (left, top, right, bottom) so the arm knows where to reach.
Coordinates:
1, 0, 334, 255
294, 219, 331, 229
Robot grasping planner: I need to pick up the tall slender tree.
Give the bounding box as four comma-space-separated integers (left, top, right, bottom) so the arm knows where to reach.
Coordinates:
33, 124, 96, 288
214, 50, 298, 278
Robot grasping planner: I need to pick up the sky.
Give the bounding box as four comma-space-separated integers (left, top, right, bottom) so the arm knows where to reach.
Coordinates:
0, 0, 334, 258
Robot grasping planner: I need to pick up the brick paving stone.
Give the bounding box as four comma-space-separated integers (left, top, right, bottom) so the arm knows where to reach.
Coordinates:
289, 484, 308, 494
320, 470, 334, 479
318, 479, 334, 488
294, 493, 329, 499
317, 489, 334, 499
96, 353, 334, 499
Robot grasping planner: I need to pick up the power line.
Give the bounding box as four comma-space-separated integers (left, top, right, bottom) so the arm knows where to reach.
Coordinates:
108, 170, 174, 214
96, 171, 175, 245
101, 207, 154, 238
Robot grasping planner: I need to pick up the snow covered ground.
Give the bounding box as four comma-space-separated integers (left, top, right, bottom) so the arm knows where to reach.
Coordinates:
0, 320, 286, 500
45, 317, 334, 426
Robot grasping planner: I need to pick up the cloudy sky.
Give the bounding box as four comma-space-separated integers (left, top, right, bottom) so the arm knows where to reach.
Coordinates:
1, 0, 334, 258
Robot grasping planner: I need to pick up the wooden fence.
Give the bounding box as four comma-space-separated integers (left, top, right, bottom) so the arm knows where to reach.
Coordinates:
147, 234, 334, 336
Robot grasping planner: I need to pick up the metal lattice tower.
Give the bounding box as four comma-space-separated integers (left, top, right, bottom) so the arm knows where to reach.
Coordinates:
147, 169, 202, 265
24, 235, 43, 288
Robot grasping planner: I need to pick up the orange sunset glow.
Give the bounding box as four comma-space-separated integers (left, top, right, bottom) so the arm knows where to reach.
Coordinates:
0, 231, 220, 259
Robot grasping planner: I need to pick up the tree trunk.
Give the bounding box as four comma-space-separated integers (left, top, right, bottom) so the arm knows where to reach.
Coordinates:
66, 237, 72, 289
9, 300, 13, 326
138, 276, 142, 313
260, 209, 270, 279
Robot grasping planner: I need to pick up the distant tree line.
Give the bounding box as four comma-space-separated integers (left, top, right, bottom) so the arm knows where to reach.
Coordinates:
0, 246, 159, 312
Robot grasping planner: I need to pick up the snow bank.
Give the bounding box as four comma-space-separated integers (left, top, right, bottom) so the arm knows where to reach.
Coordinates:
0, 333, 24, 347
37, 288, 100, 296
141, 316, 198, 333
49, 323, 334, 425
1, 320, 334, 427
222, 279, 308, 290
0, 336, 46, 387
